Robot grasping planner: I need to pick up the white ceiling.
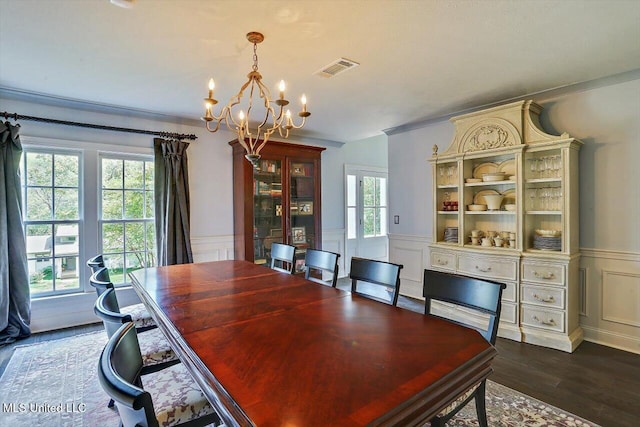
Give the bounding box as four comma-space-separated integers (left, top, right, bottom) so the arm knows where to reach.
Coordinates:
1, 0, 639, 143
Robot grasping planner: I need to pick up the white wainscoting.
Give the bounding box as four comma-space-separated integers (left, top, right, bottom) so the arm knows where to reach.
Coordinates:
191, 235, 235, 262
388, 233, 431, 300
388, 235, 640, 354
579, 248, 640, 354
322, 228, 347, 278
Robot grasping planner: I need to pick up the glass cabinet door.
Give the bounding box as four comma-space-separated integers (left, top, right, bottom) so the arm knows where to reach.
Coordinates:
253, 159, 283, 266
289, 161, 315, 273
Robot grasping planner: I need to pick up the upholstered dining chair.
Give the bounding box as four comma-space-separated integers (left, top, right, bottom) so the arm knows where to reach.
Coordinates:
95, 288, 179, 373
269, 242, 296, 274
98, 322, 222, 427
95, 288, 180, 409
349, 257, 403, 306
89, 266, 156, 332
422, 269, 506, 427
304, 249, 341, 287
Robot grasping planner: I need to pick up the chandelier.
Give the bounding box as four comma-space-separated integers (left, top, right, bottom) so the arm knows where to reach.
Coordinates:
201, 31, 310, 168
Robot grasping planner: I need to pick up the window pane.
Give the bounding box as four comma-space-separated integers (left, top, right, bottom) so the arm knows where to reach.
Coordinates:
347, 175, 356, 206
54, 224, 79, 257
54, 188, 78, 219
27, 188, 52, 220
26, 224, 52, 259
379, 178, 387, 206
104, 254, 125, 284
145, 161, 154, 190
379, 208, 387, 236
146, 222, 156, 257
102, 158, 123, 189
26, 152, 52, 186
102, 190, 123, 219
145, 192, 154, 219
124, 160, 144, 189
125, 222, 145, 252
126, 252, 144, 272
363, 207, 374, 237
102, 223, 124, 254
347, 207, 356, 239
363, 177, 374, 206
29, 257, 53, 294
124, 190, 144, 218
54, 154, 78, 187
54, 256, 80, 290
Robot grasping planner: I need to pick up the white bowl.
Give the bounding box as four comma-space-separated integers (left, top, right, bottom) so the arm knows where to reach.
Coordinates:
467, 204, 487, 211
482, 173, 506, 182
483, 194, 504, 210
466, 178, 483, 183
504, 204, 516, 211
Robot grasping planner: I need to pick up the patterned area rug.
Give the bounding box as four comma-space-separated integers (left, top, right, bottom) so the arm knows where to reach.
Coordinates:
0, 331, 599, 426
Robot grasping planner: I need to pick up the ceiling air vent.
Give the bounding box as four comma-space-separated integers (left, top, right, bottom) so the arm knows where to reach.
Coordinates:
314, 58, 359, 78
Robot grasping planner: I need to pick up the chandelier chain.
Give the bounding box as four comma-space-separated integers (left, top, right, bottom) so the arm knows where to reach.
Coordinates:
252, 43, 259, 72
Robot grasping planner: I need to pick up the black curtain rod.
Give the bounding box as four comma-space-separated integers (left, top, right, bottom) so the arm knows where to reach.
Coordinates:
1, 111, 198, 141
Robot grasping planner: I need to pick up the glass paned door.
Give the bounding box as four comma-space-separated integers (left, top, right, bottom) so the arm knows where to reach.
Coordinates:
290, 161, 315, 273
253, 158, 283, 266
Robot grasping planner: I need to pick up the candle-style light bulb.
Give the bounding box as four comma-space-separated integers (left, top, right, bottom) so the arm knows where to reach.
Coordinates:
286, 109, 292, 125
300, 94, 307, 112
208, 78, 215, 98
238, 110, 245, 123
279, 80, 286, 99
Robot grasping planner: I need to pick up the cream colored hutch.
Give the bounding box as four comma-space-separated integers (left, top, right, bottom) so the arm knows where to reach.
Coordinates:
428, 100, 583, 352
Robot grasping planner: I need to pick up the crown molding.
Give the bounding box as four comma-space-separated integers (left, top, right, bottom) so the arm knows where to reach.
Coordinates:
383, 68, 640, 136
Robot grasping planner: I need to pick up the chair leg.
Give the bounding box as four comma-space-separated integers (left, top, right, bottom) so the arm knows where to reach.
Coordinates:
107, 398, 115, 409
474, 380, 488, 427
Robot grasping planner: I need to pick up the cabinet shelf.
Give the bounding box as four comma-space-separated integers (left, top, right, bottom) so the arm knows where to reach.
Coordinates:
437, 184, 458, 189
525, 210, 561, 215
464, 181, 516, 188
437, 211, 459, 215
525, 178, 561, 184
465, 210, 516, 215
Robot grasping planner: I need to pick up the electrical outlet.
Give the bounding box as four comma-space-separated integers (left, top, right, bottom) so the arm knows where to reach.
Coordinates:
394, 215, 399, 224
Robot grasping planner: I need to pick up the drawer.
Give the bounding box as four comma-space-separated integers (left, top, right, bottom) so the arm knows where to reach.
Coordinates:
522, 262, 565, 286
521, 284, 565, 309
500, 302, 518, 325
458, 254, 517, 281
502, 281, 517, 303
521, 306, 565, 333
430, 251, 456, 271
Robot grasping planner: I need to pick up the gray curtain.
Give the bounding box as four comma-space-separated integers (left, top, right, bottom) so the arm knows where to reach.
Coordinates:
0, 122, 31, 345
154, 138, 193, 266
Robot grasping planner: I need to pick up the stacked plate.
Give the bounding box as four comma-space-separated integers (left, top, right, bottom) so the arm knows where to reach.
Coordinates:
533, 235, 561, 251
444, 227, 458, 243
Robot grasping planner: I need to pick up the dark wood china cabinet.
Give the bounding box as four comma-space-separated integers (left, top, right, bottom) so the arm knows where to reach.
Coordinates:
230, 139, 324, 273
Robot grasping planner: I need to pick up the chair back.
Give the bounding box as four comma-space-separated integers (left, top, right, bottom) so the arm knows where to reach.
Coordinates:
90, 266, 114, 296
87, 254, 105, 273
423, 269, 506, 344
270, 242, 296, 274
349, 257, 403, 306
304, 249, 340, 287
98, 322, 157, 427
95, 288, 132, 338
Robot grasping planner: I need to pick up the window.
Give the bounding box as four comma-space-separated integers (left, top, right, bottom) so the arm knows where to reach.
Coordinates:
100, 156, 155, 285
21, 150, 81, 296
362, 176, 387, 238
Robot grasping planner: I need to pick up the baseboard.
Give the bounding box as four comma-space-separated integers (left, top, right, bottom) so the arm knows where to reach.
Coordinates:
581, 325, 640, 355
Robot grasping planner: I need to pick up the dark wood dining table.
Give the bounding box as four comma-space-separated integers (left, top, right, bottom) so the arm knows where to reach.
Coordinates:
129, 260, 496, 427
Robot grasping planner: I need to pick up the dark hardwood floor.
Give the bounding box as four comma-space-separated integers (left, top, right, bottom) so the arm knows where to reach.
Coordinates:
1, 281, 638, 426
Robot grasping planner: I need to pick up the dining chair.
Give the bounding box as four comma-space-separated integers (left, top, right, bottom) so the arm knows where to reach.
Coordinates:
269, 242, 296, 274
94, 288, 179, 373
349, 257, 403, 306
95, 288, 179, 409
86, 254, 104, 273
304, 249, 341, 287
422, 269, 506, 427
89, 265, 156, 332
98, 322, 222, 427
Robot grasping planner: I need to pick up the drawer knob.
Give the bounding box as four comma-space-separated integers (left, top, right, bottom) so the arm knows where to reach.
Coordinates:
532, 315, 556, 326
475, 265, 492, 273
436, 258, 448, 266
533, 293, 555, 303
534, 271, 555, 280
